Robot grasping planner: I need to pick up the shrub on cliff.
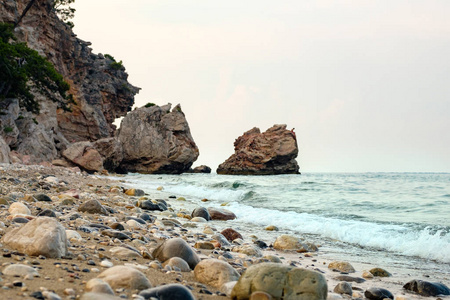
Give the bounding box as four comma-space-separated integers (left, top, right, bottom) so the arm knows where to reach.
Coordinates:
0, 23, 71, 113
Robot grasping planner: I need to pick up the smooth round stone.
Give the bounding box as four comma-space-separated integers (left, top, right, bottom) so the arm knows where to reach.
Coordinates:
364, 287, 394, 300
152, 237, 200, 269
221, 228, 243, 242
85, 278, 115, 295
12, 217, 29, 223
101, 229, 131, 240
126, 219, 143, 229
328, 261, 356, 273
78, 199, 108, 215
190, 217, 207, 223
8, 202, 31, 215
261, 255, 282, 263
37, 209, 57, 218
334, 282, 352, 295
139, 284, 195, 300
34, 194, 52, 202
403, 279, 450, 296
194, 258, 240, 289
109, 247, 142, 259
334, 275, 365, 283
66, 230, 82, 241
273, 234, 311, 252
369, 267, 391, 277
100, 260, 114, 268
3, 264, 39, 277
207, 207, 236, 221
250, 291, 273, 300
80, 292, 122, 300
110, 222, 125, 231
98, 265, 152, 290
191, 207, 211, 221
265, 225, 279, 231
162, 257, 191, 272
232, 245, 263, 257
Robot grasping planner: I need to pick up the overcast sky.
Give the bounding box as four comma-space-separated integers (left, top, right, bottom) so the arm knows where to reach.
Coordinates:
73, 0, 450, 172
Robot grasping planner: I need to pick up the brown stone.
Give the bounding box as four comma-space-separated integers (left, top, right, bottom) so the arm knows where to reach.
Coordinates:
221, 228, 243, 242
208, 207, 237, 221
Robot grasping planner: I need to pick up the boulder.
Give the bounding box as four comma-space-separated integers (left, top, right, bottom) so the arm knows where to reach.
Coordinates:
217, 124, 300, 175
63, 141, 104, 172
0, 136, 11, 163
78, 199, 108, 215
92, 137, 124, 172
117, 103, 199, 174
186, 165, 212, 173
403, 280, 450, 297
1, 217, 68, 258
3, 264, 39, 277
152, 237, 200, 269
97, 265, 152, 290
231, 263, 327, 300
208, 207, 237, 220
8, 202, 31, 215
194, 258, 240, 288
162, 257, 191, 272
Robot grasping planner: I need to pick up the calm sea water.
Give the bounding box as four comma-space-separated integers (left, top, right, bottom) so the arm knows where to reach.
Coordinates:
116, 172, 450, 277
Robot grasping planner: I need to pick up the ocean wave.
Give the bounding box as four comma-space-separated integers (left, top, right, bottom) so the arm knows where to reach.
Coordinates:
225, 203, 450, 263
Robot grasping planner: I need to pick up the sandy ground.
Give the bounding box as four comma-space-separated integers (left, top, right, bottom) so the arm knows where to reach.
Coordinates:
0, 163, 448, 300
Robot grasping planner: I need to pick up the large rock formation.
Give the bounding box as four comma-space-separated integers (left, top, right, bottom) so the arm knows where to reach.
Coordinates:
217, 124, 300, 175
117, 104, 199, 174
0, 0, 138, 163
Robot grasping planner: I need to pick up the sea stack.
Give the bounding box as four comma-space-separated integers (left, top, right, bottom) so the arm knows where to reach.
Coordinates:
217, 124, 300, 175
117, 103, 199, 174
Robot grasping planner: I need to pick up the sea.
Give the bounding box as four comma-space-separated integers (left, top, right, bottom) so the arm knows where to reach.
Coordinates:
113, 172, 450, 280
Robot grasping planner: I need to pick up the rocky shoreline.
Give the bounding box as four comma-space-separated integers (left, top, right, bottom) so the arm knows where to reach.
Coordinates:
0, 164, 448, 300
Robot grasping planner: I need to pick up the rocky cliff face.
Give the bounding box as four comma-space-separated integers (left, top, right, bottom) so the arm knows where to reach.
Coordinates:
0, 0, 138, 163
217, 124, 300, 175
117, 104, 199, 174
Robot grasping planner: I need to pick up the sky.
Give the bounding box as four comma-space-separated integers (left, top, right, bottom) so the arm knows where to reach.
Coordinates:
72, 0, 450, 173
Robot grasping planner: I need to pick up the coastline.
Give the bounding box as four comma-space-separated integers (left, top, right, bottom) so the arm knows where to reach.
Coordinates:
0, 164, 448, 299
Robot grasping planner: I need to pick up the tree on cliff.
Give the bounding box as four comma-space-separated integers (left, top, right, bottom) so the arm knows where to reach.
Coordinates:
0, 23, 71, 113
14, 0, 76, 28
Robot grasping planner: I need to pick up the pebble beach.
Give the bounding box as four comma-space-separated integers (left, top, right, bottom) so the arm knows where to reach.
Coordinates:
0, 164, 448, 300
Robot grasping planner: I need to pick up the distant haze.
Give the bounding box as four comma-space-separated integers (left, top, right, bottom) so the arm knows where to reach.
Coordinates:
73, 1, 450, 172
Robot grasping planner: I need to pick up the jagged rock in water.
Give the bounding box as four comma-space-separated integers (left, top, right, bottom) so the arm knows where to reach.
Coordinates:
186, 165, 212, 173
117, 103, 199, 174
0, 0, 138, 162
217, 124, 300, 175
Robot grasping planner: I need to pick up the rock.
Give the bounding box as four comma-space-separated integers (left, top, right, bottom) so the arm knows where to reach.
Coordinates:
334, 275, 365, 283
0, 135, 11, 163
3, 264, 39, 277
8, 202, 31, 215
117, 103, 199, 174
92, 138, 124, 172
212, 233, 231, 246
232, 244, 263, 257
98, 265, 152, 290
138, 200, 166, 211
250, 291, 273, 300
273, 234, 316, 252
190, 217, 207, 223
221, 228, 243, 242
101, 229, 131, 240
369, 267, 391, 277
208, 207, 237, 220
364, 288, 394, 300
334, 282, 352, 295
80, 293, 122, 300
109, 246, 142, 259
162, 257, 191, 272
194, 241, 216, 250
217, 124, 300, 175
327, 293, 344, 300
139, 284, 195, 300
187, 165, 212, 173
125, 188, 145, 196
34, 194, 52, 202
1, 217, 68, 258
328, 261, 356, 273
37, 209, 57, 218
362, 270, 374, 279
78, 199, 108, 215
152, 237, 200, 269
191, 207, 211, 220
403, 279, 450, 296
85, 278, 114, 295
194, 258, 240, 289
63, 141, 104, 172
265, 225, 279, 231
66, 230, 82, 241
231, 263, 327, 300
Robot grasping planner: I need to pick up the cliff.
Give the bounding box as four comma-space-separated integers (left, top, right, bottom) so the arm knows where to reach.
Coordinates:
0, 0, 139, 163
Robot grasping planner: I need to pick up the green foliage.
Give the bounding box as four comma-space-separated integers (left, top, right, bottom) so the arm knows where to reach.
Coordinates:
104, 54, 116, 61
110, 60, 124, 71
0, 23, 71, 113
53, 0, 76, 27
17, 115, 24, 120
32, 118, 38, 124
3, 126, 13, 133
145, 102, 155, 108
